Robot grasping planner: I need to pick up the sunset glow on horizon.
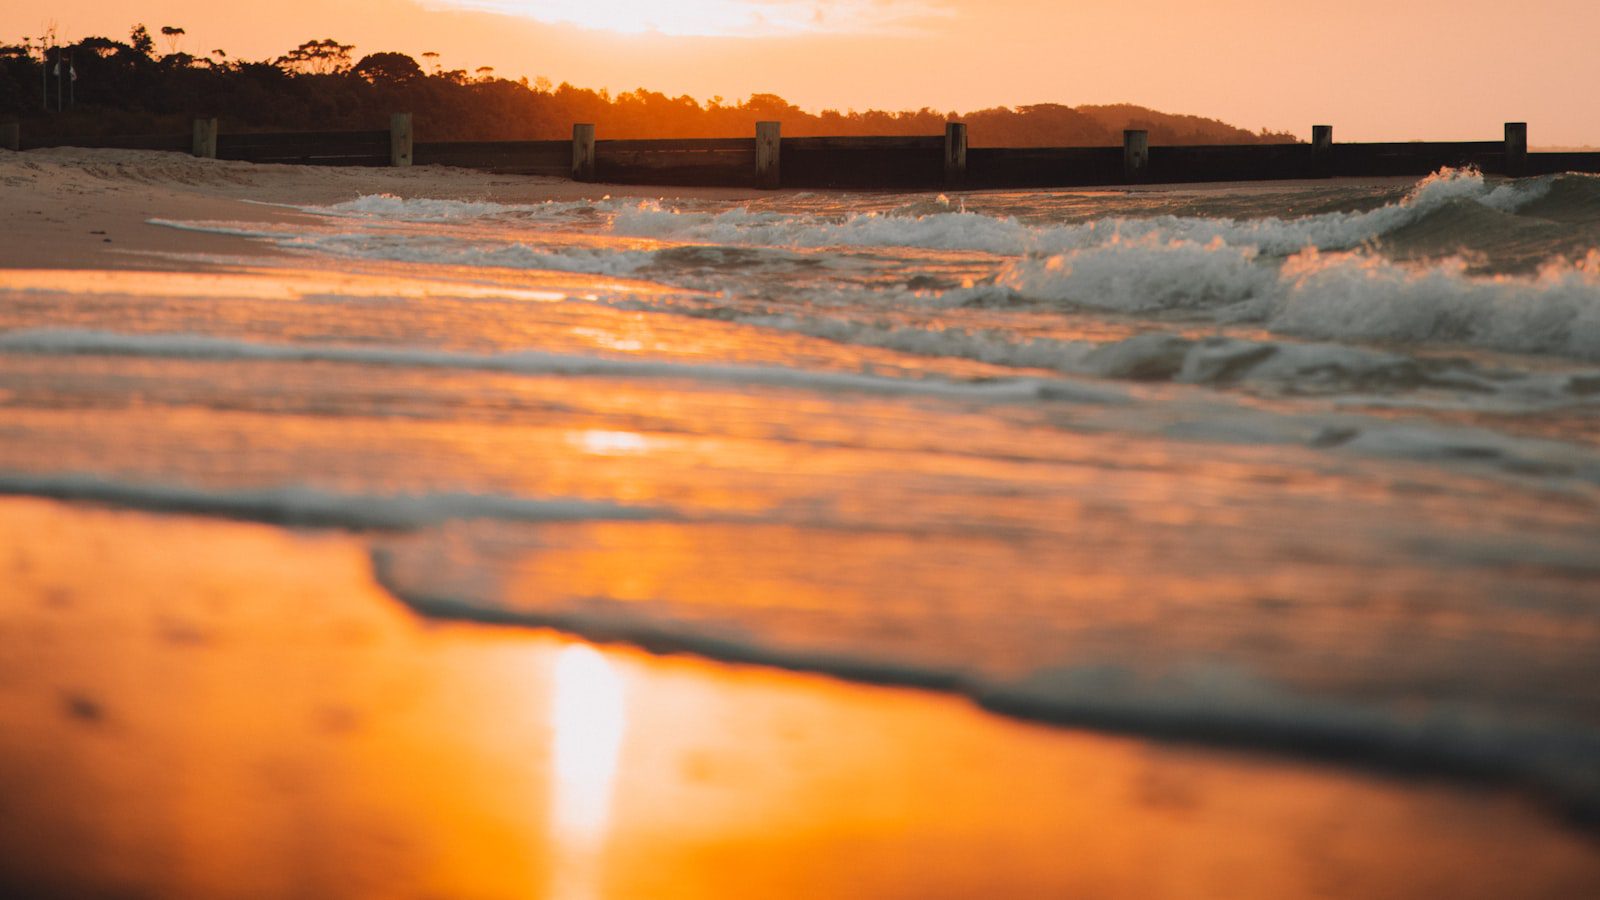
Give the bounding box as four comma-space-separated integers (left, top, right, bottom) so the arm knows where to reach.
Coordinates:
429, 0, 949, 37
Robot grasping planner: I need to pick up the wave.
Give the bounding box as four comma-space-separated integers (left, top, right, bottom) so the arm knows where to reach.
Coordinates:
735, 310, 1598, 400
615, 168, 1570, 257
292, 170, 1592, 261
151, 203, 1600, 365
246, 170, 1600, 363
0, 472, 670, 530
6, 465, 1595, 823
0, 328, 1124, 405
10, 326, 1594, 485
370, 547, 1600, 825
1519, 170, 1600, 224
301, 193, 608, 223
996, 244, 1600, 360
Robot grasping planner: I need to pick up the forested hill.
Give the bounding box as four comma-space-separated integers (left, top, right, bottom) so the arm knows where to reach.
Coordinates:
1, 27, 1299, 147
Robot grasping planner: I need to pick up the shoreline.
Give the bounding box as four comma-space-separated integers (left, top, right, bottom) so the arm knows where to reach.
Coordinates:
0, 146, 1423, 272
0, 147, 776, 272
3, 495, 1597, 898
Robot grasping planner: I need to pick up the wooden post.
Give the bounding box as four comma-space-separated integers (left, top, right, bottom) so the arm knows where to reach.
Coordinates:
1504, 122, 1527, 177
1311, 124, 1332, 176
755, 121, 781, 190
571, 123, 595, 181
191, 117, 218, 159
944, 122, 968, 188
390, 113, 413, 167
1123, 129, 1149, 183
0, 120, 18, 152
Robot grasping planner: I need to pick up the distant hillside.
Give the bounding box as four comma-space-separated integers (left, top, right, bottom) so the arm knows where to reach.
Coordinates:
1, 26, 1298, 147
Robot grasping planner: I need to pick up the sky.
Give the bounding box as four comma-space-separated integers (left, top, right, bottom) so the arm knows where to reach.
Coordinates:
6, 0, 1598, 145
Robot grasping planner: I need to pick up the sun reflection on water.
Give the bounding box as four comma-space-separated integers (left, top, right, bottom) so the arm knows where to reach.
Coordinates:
549, 643, 628, 899
570, 429, 652, 456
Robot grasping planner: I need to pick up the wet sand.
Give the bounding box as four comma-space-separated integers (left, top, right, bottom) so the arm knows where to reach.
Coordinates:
2, 496, 1597, 899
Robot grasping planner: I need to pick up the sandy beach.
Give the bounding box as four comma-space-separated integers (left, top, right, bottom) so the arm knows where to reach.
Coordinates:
2, 148, 1598, 898
0, 148, 770, 270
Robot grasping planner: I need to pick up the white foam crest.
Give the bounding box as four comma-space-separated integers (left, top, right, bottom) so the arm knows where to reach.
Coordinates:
998, 237, 1600, 360
1269, 248, 1600, 358
999, 235, 1275, 312
603, 168, 1543, 258
147, 218, 309, 239
303, 193, 601, 222
0, 472, 668, 530
0, 328, 1121, 403
611, 199, 1037, 254
281, 231, 659, 276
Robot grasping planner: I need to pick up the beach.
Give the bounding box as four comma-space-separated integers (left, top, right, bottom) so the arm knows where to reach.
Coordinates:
1, 147, 1598, 897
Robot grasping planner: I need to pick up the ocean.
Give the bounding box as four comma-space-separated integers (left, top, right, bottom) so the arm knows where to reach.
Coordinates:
3, 167, 1598, 821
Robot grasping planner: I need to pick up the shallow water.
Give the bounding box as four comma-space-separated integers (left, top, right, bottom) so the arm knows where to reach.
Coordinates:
3, 169, 1598, 819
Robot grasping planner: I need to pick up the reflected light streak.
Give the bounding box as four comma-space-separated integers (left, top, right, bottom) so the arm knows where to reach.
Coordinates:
549, 643, 628, 898
570, 429, 652, 456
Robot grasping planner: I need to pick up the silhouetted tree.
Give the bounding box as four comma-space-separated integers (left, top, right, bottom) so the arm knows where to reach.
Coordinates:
159, 26, 184, 55
275, 39, 354, 75
352, 52, 424, 86
129, 25, 154, 57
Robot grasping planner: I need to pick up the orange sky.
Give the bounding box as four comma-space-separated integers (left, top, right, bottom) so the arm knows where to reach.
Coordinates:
7, 0, 1598, 145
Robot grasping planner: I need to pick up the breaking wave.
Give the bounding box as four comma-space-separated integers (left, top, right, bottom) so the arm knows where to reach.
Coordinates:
295, 169, 1593, 260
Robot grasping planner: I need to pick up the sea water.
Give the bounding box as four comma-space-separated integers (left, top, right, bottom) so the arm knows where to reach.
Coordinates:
3, 168, 1598, 818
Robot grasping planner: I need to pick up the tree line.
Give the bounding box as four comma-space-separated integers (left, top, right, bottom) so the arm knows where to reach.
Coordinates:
0, 25, 1299, 147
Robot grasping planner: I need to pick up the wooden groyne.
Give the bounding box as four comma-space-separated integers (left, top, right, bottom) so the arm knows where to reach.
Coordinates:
9, 117, 1599, 189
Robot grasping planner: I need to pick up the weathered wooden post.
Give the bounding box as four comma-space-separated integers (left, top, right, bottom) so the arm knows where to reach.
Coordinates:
755, 121, 781, 190
390, 113, 414, 167
571, 123, 595, 181
1311, 125, 1332, 176
191, 117, 218, 159
944, 122, 968, 188
0, 120, 18, 152
1504, 122, 1527, 176
1123, 129, 1149, 183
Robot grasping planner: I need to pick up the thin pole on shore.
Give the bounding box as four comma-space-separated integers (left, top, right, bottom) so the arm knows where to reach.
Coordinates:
755, 121, 781, 189
390, 113, 414, 167
1123, 129, 1149, 184
0, 120, 19, 152
944, 122, 967, 188
1505, 122, 1528, 177
1311, 125, 1332, 176
191, 118, 218, 159
571, 123, 595, 181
